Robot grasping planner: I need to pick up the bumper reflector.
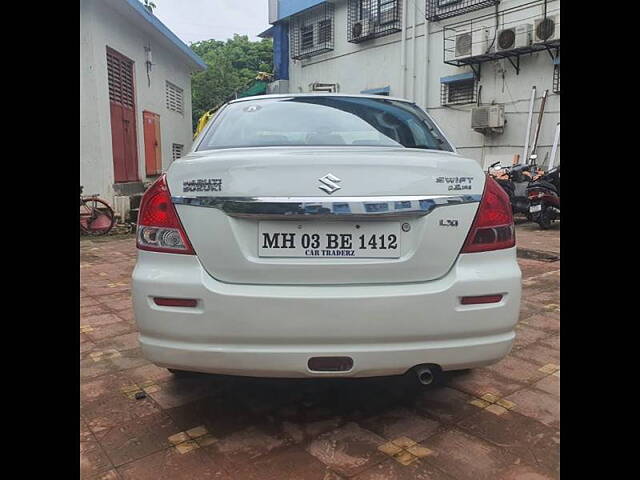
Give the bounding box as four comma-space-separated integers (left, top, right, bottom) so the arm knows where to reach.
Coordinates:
153, 297, 198, 308
460, 294, 503, 305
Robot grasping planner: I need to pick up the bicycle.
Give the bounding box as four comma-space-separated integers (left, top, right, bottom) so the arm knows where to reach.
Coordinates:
80, 186, 115, 236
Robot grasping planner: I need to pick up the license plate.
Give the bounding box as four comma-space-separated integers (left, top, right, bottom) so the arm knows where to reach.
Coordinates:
258, 221, 401, 258
529, 204, 542, 213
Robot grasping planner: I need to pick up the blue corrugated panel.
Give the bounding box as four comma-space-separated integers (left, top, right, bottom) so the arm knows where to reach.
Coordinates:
440, 72, 475, 84
273, 23, 289, 80
278, 0, 326, 20
258, 26, 274, 38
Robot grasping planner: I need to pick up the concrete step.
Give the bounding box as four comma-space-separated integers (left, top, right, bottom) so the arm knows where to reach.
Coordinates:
113, 181, 145, 196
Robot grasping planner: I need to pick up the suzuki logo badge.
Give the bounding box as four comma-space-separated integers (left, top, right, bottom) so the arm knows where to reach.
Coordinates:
318, 173, 342, 194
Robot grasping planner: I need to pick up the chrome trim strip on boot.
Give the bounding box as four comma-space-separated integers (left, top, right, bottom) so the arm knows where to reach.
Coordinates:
171, 195, 481, 220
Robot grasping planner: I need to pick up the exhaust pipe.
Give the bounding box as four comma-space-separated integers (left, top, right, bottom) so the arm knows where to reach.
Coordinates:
414, 365, 435, 385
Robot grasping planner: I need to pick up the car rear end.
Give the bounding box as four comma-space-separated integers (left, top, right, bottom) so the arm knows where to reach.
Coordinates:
132, 94, 521, 378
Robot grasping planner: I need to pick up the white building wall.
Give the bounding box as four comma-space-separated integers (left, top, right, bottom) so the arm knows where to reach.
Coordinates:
81, 0, 111, 199
80, 0, 196, 204
286, 0, 559, 169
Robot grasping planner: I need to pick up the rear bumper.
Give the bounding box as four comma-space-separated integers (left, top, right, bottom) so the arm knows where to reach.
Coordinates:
132, 248, 521, 378
139, 332, 515, 378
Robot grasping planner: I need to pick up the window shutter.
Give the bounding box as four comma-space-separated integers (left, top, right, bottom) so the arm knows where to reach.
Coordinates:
172, 143, 184, 161
107, 49, 134, 108
165, 82, 184, 115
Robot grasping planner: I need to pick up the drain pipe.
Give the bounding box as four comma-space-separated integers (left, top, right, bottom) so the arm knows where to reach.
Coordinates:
522, 86, 536, 165
400, 0, 408, 98
423, 16, 429, 109
548, 122, 560, 170
411, 0, 417, 102
529, 89, 549, 163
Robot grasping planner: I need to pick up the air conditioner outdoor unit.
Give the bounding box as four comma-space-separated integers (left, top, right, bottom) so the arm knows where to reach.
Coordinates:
453, 27, 493, 60
352, 18, 373, 40
472, 105, 505, 134
496, 23, 532, 52
310, 82, 338, 93
534, 14, 560, 43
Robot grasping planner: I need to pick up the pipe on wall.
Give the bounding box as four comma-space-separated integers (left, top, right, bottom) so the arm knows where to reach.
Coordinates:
423, 17, 429, 109
522, 86, 536, 165
400, 0, 408, 98
411, 0, 417, 102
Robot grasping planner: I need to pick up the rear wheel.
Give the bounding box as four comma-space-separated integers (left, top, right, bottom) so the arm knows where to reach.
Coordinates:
496, 180, 514, 198
537, 208, 553, 230
80, 198, 115, 236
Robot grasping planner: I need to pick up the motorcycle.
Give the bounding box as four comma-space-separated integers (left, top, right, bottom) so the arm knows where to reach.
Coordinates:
487, 161, 535, 218
527, 165, 560, 229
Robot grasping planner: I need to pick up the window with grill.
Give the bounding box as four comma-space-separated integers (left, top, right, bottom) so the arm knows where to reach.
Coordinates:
106, 48, 135, 109
301, 25, 314, 50
348, 0, 402, 43
290, 3, 335, 60
425, 0, 499, 22
165, 81, 184, 115
318, 19, 332, 44
440, 77, 477, 105
172, 143, 184, 161
357, 0, 397, 23
378, 0, 399, 25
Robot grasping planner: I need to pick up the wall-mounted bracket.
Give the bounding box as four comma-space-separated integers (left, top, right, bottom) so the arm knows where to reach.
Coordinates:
506, 56, 520, 75
469, 63, 481, 81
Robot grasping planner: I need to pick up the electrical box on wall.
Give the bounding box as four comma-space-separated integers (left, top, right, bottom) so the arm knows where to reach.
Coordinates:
471, 105, 505, 134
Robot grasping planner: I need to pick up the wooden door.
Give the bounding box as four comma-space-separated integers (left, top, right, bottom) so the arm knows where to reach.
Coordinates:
107, 47, 139, 183
143, 111, 162, 176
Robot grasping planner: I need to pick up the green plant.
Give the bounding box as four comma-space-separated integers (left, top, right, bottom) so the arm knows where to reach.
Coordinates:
190, 35, 273, 129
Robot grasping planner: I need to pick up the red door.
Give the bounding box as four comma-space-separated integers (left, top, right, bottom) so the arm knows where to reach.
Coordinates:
143, 111, 162, 176
107, 47, 139, 183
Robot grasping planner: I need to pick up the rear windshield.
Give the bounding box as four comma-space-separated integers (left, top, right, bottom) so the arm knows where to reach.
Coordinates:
196, 96, 453, 152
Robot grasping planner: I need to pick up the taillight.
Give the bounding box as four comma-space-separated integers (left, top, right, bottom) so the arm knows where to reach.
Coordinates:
461, 175, 515, 253
136, 174, 195, 254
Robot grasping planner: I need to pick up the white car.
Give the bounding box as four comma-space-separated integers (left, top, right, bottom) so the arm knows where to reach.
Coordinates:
132, 94, 521, 385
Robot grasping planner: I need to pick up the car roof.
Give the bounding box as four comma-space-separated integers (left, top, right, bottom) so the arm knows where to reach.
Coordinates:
228, 93, 416, 105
